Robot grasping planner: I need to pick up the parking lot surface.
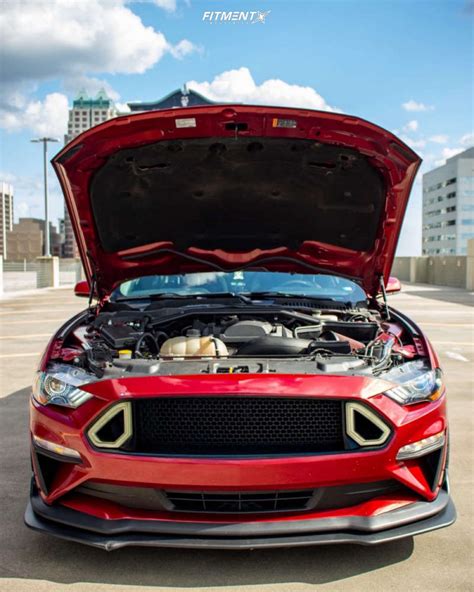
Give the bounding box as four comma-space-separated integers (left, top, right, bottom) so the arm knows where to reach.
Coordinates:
0, 284, 472, 592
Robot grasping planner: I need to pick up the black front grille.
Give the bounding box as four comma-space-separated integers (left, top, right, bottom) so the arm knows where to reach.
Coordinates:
165, 489, 314, 513
131, 396, 344, 455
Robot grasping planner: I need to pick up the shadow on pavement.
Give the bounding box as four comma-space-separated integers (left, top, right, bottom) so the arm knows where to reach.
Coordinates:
0, 388, 414, 587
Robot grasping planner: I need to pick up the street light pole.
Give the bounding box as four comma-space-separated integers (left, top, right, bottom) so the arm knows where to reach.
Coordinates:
31, 137, 59, 257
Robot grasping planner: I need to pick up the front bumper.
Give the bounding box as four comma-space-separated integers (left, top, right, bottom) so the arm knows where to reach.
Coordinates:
25, 485, 456, 550
28, 374, 455, 549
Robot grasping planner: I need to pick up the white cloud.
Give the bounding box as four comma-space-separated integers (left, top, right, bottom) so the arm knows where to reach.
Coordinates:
460, 132, 474, 147
403, 120, 419, 132
1, 0, 196, 83
442, 147, 464, 159
434, 147, 464, 166
0, 171, 16, 184
153, 0, 177, 11
0, 92, 69, 137
63, 76, 121, 101
2, 171, 65, 226
399, 134, 426, 150
0, 0, 199, 134
169, 39, 202, 60
127, 0, 178, 12
187, 67, 339, 111
429, 134, 449, 144
402, 99, 434, 112
115, 102, 132, 114
16, 202, 31, 219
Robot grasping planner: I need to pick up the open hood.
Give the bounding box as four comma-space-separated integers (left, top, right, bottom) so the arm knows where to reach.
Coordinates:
52, 105, 420, 297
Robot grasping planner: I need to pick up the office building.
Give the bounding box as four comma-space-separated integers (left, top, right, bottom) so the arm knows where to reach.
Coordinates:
63, 90, 118, 257
7, 218, 61, 261
422, 147, 474, 255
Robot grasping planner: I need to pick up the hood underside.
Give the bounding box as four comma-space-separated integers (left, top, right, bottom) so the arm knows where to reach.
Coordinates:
52, 105, 421, 297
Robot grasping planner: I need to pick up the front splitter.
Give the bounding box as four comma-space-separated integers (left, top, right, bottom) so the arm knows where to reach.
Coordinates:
25, 489, 456, 551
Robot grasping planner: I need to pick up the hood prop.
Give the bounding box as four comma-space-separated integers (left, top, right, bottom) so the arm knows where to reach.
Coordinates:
379, 275, 390, 320
88, 274, 97, 310
85, 250, 101, 310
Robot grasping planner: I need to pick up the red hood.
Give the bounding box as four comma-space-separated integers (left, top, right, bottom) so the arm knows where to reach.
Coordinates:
52, 105, 420, 297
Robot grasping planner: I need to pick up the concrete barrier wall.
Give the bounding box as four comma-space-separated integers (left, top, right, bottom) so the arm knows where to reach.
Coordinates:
1, 243, 473, 294
391, 258, 412, 282
391, 239, 474, 289
415, 257, 429, 284
426, 257, 467, 288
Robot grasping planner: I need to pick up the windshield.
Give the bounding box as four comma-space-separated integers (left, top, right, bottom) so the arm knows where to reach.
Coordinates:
113, 272, 367, 304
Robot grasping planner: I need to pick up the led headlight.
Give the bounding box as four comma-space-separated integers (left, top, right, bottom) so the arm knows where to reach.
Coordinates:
32, 363, 95, 408
383, 360, 444, 406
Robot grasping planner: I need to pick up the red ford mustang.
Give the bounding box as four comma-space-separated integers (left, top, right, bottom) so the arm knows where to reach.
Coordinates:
25, 105, 455, 549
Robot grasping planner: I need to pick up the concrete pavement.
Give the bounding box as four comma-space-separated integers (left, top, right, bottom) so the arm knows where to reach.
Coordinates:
0, 284, 472, 592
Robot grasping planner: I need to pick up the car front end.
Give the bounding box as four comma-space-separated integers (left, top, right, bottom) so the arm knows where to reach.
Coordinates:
25, 105, 455, 548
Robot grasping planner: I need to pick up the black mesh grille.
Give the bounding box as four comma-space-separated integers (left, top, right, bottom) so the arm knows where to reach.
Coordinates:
131, 396, 344, 455
165, 489, 314, 513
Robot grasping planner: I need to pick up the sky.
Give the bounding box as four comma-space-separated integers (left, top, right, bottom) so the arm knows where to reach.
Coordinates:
0, 0, 472, 256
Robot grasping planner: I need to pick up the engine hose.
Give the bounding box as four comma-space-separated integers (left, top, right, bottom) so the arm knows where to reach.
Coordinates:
134, 333, 159, 358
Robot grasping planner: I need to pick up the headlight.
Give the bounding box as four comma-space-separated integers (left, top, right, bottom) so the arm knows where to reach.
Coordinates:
32, 363, 95, 408
384, 360, 444, 405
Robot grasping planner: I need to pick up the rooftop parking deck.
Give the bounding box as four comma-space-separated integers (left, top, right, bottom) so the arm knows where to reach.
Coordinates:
0, 283, 472, 592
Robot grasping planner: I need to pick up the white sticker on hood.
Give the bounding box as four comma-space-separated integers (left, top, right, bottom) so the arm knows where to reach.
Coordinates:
175, 118, 197, 128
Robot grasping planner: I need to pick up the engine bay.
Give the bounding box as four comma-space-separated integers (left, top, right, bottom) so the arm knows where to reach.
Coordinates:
54, 299, 421, 379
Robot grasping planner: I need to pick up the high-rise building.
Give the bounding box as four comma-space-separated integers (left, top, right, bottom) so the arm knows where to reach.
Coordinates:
64, 89, 118, 144
63, 90, 118, 258
422, 147, 474, 255
0, 182, 14, 259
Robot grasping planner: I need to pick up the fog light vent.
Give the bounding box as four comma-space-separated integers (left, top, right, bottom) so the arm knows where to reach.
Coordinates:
345, 402, 391, 447
88, 402, 132, 449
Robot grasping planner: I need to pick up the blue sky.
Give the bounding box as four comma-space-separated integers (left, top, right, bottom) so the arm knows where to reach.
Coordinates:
1, 0, 472, 255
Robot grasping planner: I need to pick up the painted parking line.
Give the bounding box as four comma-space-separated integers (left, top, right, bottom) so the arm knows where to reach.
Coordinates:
0, 319, 63, 325
0, 308, 78, 316
431, 341, 474, 346
420, 322, 474, 327
0, 352, 40, 359
445, 352, 470, 362
0, 302, 78, 307
0, 334, 51, 340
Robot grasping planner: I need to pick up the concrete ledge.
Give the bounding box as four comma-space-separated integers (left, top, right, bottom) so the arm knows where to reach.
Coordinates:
36, 256, 60, 289
392, 239, 474, 290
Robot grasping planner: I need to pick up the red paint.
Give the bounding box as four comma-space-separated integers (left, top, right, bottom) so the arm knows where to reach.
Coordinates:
74, 280, 89, 298
30, 372, 447, 514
